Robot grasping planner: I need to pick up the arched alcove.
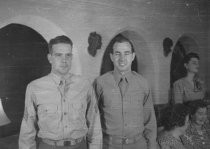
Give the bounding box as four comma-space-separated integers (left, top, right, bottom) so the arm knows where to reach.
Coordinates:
170, 35, 199, 88
0, 15, 82, 137
0, 23, 50, 137
100, 30, 154, 83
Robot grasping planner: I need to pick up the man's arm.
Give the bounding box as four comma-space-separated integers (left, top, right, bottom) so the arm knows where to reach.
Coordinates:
143, 88, 157, 149
19, 84, 37, 149
86, 84, 102, 149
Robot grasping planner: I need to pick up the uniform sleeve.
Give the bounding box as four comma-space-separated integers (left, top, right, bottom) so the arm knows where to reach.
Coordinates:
19, 84, 37, 149
143, 86, 157, 149
86, 84, 102, 149
173, 81, 184, 103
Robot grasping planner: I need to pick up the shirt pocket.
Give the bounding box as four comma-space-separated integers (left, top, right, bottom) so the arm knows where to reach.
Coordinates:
37, 104, 59, 132
128, 89, 144, 108
103, 89, 121, 109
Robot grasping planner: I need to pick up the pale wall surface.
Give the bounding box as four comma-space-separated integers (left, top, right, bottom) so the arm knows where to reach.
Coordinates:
0, 0, 208, 105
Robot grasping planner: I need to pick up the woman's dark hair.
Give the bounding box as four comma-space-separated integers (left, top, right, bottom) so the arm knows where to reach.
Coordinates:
162, 104, 190, 131
183, 52, 200, 64
182, 52, 200, 76
184, 100, 208, 119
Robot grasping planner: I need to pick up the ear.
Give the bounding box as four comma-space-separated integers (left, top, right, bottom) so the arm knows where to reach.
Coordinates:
184, 63, 188, 69
47, 54, 52, 64
131, 52, 135, 61
110, 53, 114, 62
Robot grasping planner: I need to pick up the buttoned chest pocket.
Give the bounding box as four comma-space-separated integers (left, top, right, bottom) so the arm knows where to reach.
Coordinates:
102, 89, 121, 109
37, 104, 59, 131
128, 90, 145, 108
38, 104, 58, 118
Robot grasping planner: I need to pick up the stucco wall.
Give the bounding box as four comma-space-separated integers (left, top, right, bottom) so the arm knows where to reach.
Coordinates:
0, 0, 208, 104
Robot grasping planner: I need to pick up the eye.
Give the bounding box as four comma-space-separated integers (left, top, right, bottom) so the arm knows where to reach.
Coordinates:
125, 51, 132, 55
54, 53, 62, 57
66, 53, 73, 58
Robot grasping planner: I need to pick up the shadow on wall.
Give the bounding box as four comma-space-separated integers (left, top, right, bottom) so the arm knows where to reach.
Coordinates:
0, 23, 51, 137
100, 30, 153, 78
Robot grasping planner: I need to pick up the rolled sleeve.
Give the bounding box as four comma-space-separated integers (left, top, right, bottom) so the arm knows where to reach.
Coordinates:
19, 85, 37, 149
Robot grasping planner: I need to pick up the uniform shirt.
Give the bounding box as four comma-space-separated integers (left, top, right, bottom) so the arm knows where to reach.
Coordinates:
173, 78, 206, 103
158, 131, 186, 149
19, 73, 102, 149
94, 71, 157, 149
181, 123, 210, 149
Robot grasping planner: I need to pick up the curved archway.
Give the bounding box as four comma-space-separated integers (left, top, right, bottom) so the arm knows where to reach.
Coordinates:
100, 30, 154, 79
0, 15, 81, 75
0, 23, 50, 136
170, 34, 199, 87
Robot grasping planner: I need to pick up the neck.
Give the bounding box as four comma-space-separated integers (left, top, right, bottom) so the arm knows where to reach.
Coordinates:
51, 71, 68, 79
169, 129, 182, 140
186, 72, 195, 81
115, 69, 131, 76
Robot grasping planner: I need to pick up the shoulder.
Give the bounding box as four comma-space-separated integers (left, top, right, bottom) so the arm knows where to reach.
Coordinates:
130, 71, 149, 89
28, 74, 51, 87
174, 78, 185, 85
95, 71, 113, 84
71, 74, 91, 87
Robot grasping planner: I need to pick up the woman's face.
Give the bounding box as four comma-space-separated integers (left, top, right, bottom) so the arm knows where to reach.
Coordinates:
185, 57, 199, 74
192, 107, 207, 126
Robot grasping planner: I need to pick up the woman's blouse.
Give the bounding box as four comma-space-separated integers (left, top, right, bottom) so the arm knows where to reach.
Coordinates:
173, 78, 205, 103
158, 131, 186, 149
181, 123, 210, 149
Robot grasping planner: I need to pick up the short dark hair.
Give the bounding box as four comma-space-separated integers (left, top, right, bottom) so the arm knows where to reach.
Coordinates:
111, 34, 135, 53
183, 52, 200, 64
162, 104, 190, 131
48, 35, 73, 54
184, 100, 208, 118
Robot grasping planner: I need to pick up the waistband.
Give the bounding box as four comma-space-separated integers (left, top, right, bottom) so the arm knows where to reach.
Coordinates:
103, 133, 143, 145
41, 136, 85, 146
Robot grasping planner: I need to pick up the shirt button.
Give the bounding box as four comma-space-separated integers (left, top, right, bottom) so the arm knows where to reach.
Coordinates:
64, 112, 67, 115
202, 142, 205, 144
65, 126, 67, 128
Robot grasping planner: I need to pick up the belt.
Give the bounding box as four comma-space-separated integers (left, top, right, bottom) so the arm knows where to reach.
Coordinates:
42, 137, 84, 146
103, 133, 142, 145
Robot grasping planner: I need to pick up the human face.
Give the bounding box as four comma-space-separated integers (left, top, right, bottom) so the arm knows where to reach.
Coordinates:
185, 58, 199, 74
110, 41, 135, 74
192, 107, 207, 126
48, 43, 72, 77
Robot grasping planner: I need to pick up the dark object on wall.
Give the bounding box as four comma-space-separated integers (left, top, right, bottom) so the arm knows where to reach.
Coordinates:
87, 32, 102, 57
163, 37, 173, 57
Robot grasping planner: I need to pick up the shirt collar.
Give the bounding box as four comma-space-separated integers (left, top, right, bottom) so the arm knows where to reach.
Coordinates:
113, 69, 132, 84
49, 72, 73, 85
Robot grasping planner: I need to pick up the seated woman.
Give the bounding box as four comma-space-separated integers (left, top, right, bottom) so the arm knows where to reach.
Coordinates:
158, 104, 190, 149
173, 53, 206, 103
181, 100, 210, 149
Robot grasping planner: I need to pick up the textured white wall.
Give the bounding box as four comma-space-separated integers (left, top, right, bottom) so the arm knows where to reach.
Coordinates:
0, 0, 208, 104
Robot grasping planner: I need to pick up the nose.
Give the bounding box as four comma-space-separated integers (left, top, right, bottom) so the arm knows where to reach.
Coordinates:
119, 54, 125, 61
61, 56, 67, 63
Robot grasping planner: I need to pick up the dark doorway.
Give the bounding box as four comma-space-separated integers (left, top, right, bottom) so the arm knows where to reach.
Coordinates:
0, 23, 50, 137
